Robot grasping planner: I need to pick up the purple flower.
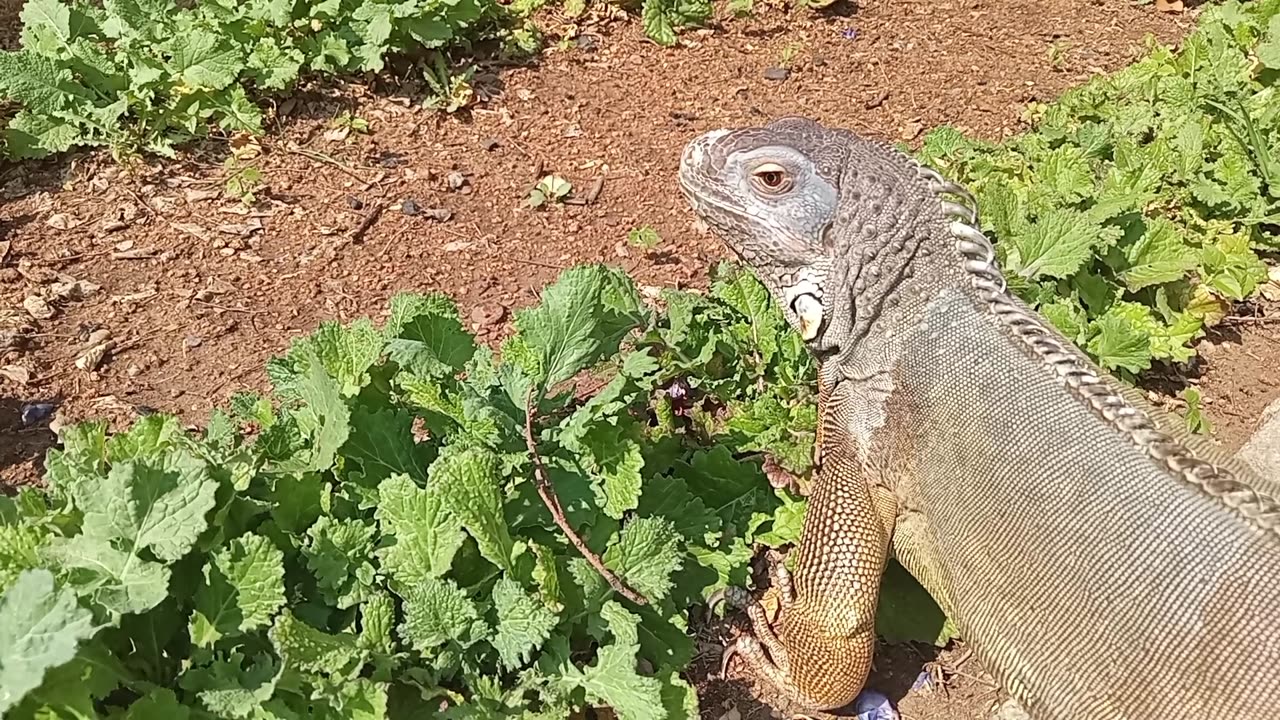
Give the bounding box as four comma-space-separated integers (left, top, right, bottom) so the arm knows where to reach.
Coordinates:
854, 689, 899, 720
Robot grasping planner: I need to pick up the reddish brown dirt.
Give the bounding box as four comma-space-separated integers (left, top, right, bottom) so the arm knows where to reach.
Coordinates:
2, 1, 1274, 718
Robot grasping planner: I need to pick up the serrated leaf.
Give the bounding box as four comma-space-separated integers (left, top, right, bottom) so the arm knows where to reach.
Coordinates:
303, 517, 377, 610
431, 447, 515, 572
578, 644, 664, 720
1086, 301, 1159, 373
603, 517, 682, 603
509, 264, 647, 390
375, 474, 465, 586
5, 110, 81, 159
1005, 207, 1102, 280
40, 535, 170, 615
491, 576, 559, 669
207, 85, 264, 135
1256, 15, 1280, 70
18, 0, 72, 54
1117, 218, 1199, 291
269, 612, 362, 675
0, 49, 84, 115
247, 37, 303, 91
77, 450, 218, 563
168, 29, 243, 90
0, 569, 98, 715
180, 652, 280, 719
398, 576, 485, 653
123, 688, 190, 720
385, 292, 477, 378
190, 534, 286, 647
753, 490, 805, 548
641, 0, 677, 47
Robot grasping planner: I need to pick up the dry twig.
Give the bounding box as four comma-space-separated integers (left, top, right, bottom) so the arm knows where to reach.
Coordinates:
522, 386, 648, 606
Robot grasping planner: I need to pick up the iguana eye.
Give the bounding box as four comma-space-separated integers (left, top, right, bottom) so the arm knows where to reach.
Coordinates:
751, 163, 792, 194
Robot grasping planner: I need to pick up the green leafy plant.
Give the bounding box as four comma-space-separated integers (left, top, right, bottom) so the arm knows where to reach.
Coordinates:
639, 0, 713, 47
0, 262, 949, 718
0, 0, 491, 160
223, 156, 265, 205
916, 0, 1280, 381
627, 226, 662, 250
527, 175, 572, 207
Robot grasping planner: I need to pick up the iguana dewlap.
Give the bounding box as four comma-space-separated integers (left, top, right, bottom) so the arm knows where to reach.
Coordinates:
680, 117, 1280, 720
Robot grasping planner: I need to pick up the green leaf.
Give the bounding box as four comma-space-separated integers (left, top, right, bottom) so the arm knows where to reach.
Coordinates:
491, 576, 559, 669
5, 110, 82, 159
0, 49, 84, 115
247, 37, 303, 91
1005, 207, 1103, 280
1086, 301, 1159, 373
269, 612, 363, 675
385, 292, 477, 379
431, 447, 515, 573
168, 28, 244, 91
375, 474, 466, 587
180, 652, 280, 719
874, 561, 955, 646
0, 569, 98, 715
189, 533, 286, 647
577, 643, 664, 720
603, 517, 682, 603
1116, 218, 1199, 291
272, 319, 384, 398
342, 407, 435, 486
208, 85, 265, 135
1259, 15, 1280, 69
509, 264, 647, 391
641, 0, 677, 47
123, 688, 191, 720
77, 451, 218, 563
753, 490, 805, 548
40, 536, 170, 616
571, 422, 644, 520
398, 576, 485, 653
303, 517, 377, 609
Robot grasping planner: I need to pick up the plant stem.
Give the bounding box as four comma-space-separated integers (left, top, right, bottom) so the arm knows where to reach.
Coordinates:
522, 387, 648, 606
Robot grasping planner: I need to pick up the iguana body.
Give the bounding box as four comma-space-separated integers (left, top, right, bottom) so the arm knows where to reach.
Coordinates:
681, 117, 1280, 719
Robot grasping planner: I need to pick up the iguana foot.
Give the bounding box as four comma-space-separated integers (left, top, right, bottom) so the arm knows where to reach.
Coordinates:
708, 585, 792, 677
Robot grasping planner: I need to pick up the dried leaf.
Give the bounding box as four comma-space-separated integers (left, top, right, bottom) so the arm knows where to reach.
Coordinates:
22, 295, 55, 320
0, 365, 31, 385
75, 340, 115, 371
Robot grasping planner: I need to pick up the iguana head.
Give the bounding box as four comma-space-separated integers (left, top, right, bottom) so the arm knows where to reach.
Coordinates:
678, 116, 943, 355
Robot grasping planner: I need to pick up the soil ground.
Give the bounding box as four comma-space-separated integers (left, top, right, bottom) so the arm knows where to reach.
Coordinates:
2, 1, 1278, 718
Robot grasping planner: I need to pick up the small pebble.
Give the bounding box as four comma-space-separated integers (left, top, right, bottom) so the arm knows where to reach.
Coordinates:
346, 196, 364, 210
763, 67, 790, 81
401, 198, 421, 216
184, 336, 203, 349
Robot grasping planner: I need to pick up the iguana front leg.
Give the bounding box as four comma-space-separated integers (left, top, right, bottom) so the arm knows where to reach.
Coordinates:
709, 376, 894, 714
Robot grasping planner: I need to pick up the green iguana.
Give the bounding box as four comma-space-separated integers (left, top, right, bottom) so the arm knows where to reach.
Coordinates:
678, 117, 1280, 719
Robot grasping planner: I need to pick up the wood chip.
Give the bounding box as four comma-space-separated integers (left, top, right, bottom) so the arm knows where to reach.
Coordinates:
112, 247, 158, 259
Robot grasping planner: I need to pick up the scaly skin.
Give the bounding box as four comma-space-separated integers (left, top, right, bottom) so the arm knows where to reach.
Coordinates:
678, 117, 1280, 720
711, 373, 894, 714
